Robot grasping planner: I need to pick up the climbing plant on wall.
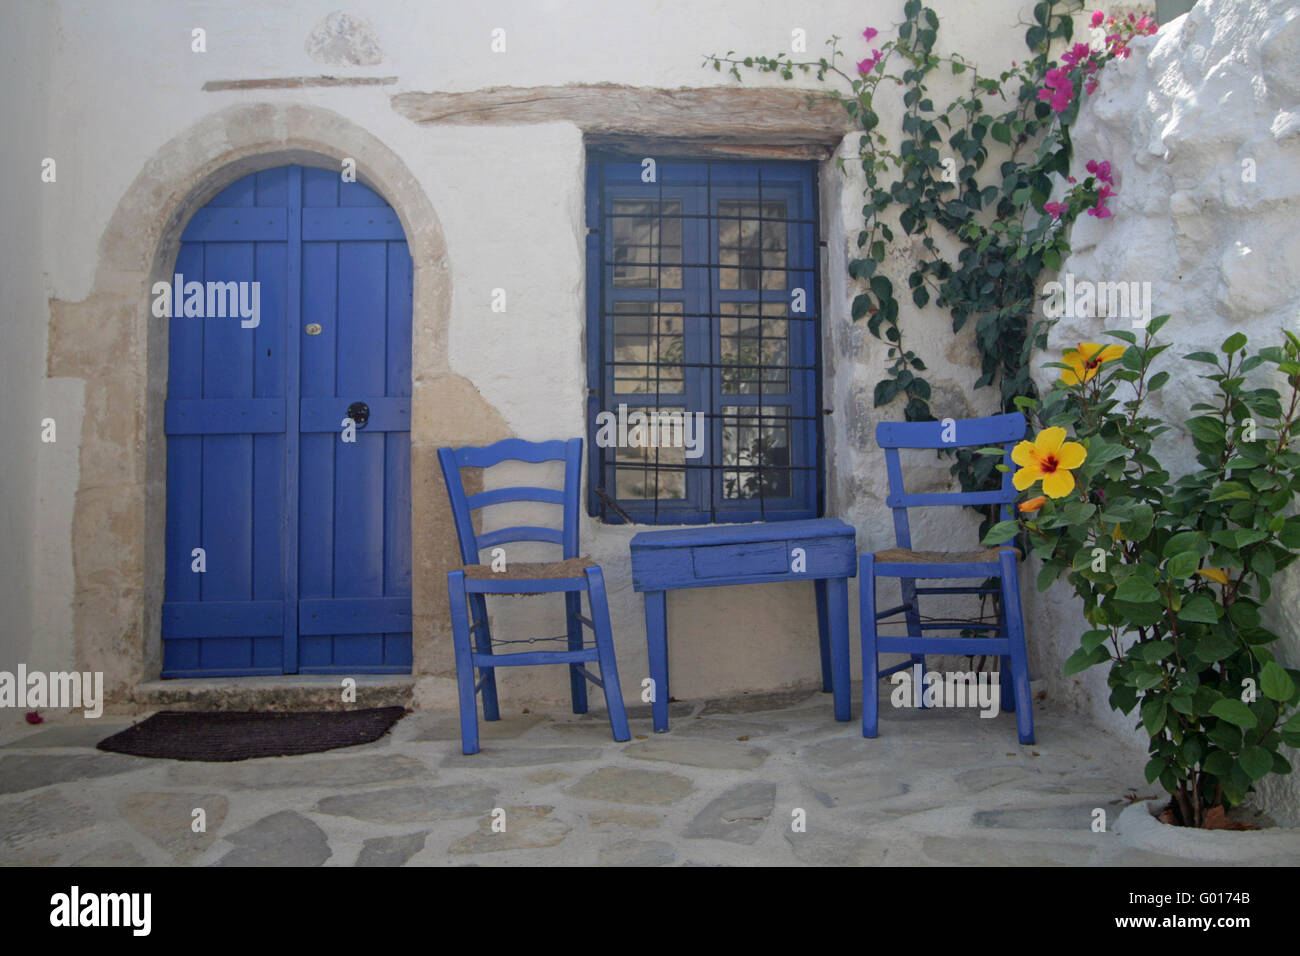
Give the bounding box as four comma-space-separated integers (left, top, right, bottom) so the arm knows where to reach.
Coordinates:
707, 1, 1156, 524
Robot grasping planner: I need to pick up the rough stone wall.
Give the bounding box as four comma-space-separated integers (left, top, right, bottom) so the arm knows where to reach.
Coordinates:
1031, 0, 1300, 822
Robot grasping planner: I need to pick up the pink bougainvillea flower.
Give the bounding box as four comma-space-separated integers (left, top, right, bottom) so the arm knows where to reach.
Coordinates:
1037, 67, 1075, 112
1085, 79, 1099, 94
1086, 202, 1113, 219
863, 27, 878, 41
1085, 159, 1113, 184
1062, 42, 1093, 67
25, 711, 43, 725
857, 50, 884, 74
1044, 201, 1069, 219
1090, 10, 1104, 27
1067, 176, 1077, 183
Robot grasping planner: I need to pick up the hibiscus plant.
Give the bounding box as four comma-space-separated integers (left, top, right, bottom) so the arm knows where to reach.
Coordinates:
981, 315, 1300, 827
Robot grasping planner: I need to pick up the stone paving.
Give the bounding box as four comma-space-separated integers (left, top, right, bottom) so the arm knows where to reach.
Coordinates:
0, 688, 1285, 866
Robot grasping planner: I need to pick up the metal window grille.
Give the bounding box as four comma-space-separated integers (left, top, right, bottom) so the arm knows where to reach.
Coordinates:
585, 157, 823, 524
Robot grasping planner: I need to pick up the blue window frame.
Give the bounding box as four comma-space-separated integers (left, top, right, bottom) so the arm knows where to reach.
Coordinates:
585, 156, 823, 525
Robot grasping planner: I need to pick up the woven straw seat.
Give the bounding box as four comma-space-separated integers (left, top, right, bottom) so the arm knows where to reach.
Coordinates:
874, 546, 1020, 564
461, 556, 596, 580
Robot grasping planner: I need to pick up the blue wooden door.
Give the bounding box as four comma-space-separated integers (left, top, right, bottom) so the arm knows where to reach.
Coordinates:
162, 165, 412, 677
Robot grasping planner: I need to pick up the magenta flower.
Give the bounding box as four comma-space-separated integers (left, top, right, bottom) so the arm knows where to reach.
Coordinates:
1085, 79, 1099, 94
1090, 10, 1104, 27
1085, 159, 1113, 184
1062, 42, 1093, 68
1087, 182, 1117, 218
1037, 68, 1075, 112
863, 27, 878, 41
857, 49, 883, 74
1044, 201, 1069, 219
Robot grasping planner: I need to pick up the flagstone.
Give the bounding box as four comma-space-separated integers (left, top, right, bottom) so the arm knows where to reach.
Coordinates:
0, 753, 145, 794
683, 781, 775, 845
313, 783, 497, 823
623, 737, 769, 771
355, 831, 428, 866
598, 839, 675, 867
120, 792, 228, 862
0, 790, 94, 848
215, 811, 332, 866
785, 830, 888, 866
567, 766, 694, 806
588, 809, 663, 829
71, 840, 149, 866
448, 806, 570, 854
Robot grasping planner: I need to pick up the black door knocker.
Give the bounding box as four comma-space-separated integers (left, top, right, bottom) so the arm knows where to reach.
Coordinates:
347, 401, 371, 428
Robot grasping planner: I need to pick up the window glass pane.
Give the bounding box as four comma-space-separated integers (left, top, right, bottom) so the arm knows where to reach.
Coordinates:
718, 200, 787, 290
610, 405, 688, 501
612, 200, 682, 289
719, 302, 790, 395
612, 302, 684, 395
721, 405, 792, 500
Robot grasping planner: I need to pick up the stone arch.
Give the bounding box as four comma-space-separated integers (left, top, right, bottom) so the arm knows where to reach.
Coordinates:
48, 102, 506, 705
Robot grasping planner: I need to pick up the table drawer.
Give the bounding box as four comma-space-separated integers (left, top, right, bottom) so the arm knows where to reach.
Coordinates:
691, 541, 789, 578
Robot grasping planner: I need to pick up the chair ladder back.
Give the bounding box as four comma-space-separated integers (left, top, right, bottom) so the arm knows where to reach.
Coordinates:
875, 412, 1027, 547
436, 437, 584, 565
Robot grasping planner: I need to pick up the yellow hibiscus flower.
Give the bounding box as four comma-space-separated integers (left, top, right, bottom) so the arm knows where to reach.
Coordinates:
1011, 426, 1087, 498
1061, 342, 1126, 385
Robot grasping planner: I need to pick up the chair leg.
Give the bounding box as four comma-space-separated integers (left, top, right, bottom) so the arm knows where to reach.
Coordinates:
901, 578, 926, 709
468, 593, 499, 722
998, 550, 1035, 745
566, 591, 589, 715
996, 593, 1015, 713
448, 571, 480, 755
860, 554, 879, 738
585, 567, 630, 743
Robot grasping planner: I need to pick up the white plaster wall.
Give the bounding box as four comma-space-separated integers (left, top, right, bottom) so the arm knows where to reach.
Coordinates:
7, 0, 1039, 707
1033, 0, 1300, 822
0, 1, 69, 680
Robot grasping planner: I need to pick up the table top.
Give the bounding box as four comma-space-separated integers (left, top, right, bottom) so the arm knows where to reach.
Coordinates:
629, 517, 856, 550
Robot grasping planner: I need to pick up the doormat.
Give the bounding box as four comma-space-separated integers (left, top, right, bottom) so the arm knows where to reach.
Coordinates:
96, 706, 407, 761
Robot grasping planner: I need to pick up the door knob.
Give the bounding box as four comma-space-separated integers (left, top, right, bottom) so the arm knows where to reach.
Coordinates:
347, 401, 370, 428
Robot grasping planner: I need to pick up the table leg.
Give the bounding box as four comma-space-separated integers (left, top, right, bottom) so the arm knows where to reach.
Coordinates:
644, 590, 670, 733
814, 578, 833, 694
827, 576, 851, 722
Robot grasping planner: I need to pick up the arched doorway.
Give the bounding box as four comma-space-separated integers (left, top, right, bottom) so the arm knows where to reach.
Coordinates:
161, 164, 413, 676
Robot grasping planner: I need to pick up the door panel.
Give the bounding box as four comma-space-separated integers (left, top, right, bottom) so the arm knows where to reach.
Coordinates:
162, 165, 412, 677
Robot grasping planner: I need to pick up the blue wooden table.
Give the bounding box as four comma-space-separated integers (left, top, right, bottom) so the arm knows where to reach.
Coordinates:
629, 518, 858, 732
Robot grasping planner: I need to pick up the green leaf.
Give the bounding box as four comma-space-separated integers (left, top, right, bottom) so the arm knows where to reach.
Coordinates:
1064, 643, 1109, 677
1203, 750, 1234, 777
873, 379, 900, 407
1240, 745, 1273, 781
982, 520, 1020, 546
1210, 698, 1258, 729
1144, 756, 1166, 784
1165, 551, 1200, 580
1261, 661, 1296, 702
991, 122, 1011, 144
1221, 332, 1248, 354
1114, 576, 1161, 603
1141, 698, 1167, 735
1184, 351, 1220, 365
1177, 595, 1221, 624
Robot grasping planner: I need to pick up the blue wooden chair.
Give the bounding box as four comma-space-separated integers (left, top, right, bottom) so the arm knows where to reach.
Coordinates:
438, 437, 630, 755
859, 412, 1034, 744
